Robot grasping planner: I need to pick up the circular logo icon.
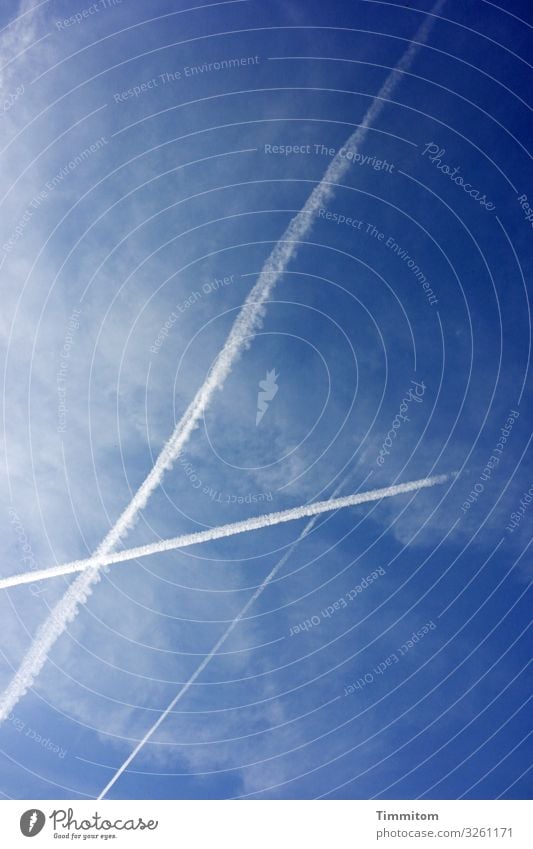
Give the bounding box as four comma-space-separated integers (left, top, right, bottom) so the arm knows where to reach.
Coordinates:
20, 810, 46, 837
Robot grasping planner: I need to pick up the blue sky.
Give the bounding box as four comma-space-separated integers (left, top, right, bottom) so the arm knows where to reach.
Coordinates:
0, 0, 531, 800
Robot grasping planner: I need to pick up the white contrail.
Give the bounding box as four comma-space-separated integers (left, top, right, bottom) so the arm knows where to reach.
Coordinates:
0, 0, 446, 724
0, 476, 448, 592
96, 472, 449, 799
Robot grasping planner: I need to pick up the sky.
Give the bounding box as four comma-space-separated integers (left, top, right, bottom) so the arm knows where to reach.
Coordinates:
0, 0, 531, 801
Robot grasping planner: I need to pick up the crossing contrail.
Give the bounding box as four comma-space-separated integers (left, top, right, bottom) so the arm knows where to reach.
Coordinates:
0, 476, 448, 592
0, 0, 446, 724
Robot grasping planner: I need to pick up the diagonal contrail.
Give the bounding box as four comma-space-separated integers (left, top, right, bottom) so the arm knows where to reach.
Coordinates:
96, 473, 449, 799
0, 476, 448, 591
0, 0, 446, 724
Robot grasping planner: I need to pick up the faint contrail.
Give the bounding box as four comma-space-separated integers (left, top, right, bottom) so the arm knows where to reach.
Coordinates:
96, 472, 449, 799
0, 476, 448, 592
0, 0, 446, 724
